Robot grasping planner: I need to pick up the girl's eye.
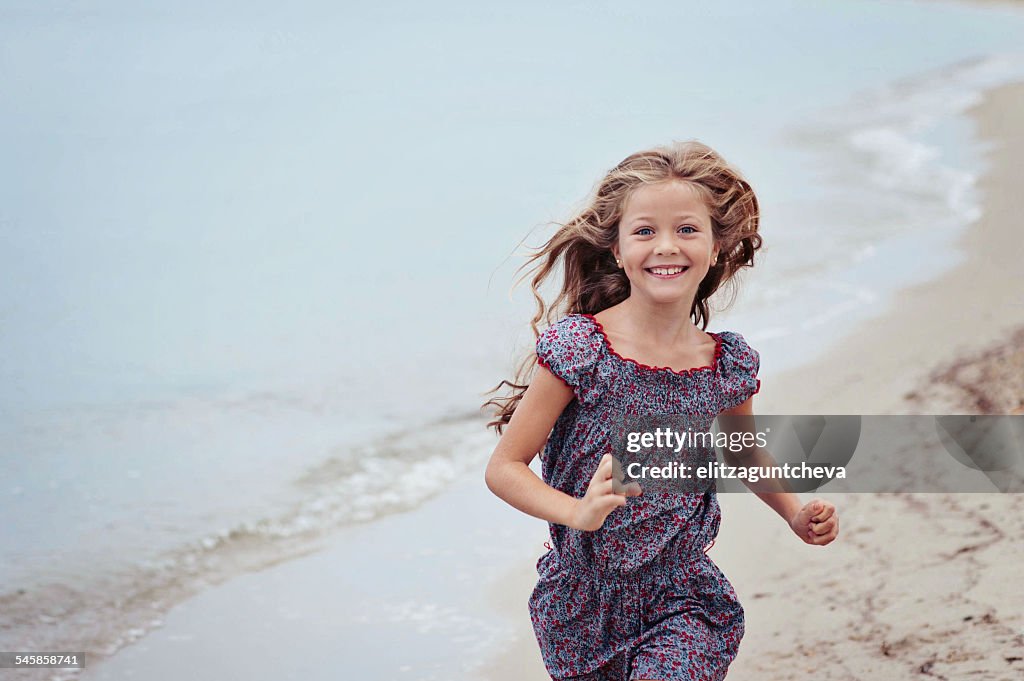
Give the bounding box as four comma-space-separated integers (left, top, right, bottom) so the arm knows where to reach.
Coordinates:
635, 225, 696, 236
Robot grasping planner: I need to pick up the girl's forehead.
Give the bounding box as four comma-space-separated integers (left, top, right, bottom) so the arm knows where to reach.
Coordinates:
622, 180, 710, 218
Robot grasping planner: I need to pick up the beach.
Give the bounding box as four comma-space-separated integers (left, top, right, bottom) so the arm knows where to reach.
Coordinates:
67, 79, 1024, 681
719, 84, 1024, 680
3, 3, 1024, 681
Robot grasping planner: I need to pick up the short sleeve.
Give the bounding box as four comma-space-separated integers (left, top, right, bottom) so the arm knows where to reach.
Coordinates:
535, 315, 605, 406
717, 331, 761, 412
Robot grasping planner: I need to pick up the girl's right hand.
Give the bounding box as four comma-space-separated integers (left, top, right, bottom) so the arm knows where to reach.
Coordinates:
569, 454, 643, 532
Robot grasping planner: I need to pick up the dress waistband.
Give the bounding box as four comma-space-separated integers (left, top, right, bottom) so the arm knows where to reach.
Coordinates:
540, 537, 715, 582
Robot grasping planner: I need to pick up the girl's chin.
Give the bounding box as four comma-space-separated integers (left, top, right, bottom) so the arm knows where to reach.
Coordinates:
632, 290, 698, 305
630, 280, 697, 293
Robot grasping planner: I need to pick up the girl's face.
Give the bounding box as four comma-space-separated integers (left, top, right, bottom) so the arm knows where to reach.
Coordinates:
612, 180, 720, 309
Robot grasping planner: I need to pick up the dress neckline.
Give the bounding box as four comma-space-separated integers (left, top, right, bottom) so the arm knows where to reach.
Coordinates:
578, 313, 723, 377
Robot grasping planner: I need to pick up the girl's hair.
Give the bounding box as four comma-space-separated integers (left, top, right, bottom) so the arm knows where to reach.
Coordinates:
482, 139, 762, 435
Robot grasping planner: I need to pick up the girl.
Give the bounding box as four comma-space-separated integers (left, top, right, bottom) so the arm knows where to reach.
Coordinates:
483, 140, 840, 681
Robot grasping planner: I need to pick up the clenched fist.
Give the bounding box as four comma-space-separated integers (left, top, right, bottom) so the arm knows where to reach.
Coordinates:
569, 454, 643, 532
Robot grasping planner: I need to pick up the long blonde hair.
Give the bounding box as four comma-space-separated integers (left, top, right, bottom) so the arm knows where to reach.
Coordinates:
483, 140, 762, 434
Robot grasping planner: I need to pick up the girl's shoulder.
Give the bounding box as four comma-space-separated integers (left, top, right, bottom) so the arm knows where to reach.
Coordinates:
713, 330, 759, 370
536, 313, 602, 349
535, 314, 606, 404
712, 330, 761, 410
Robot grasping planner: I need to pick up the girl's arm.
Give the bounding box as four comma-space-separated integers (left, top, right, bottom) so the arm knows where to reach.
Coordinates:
719, 397, 840, 546
484, 365, 581, 527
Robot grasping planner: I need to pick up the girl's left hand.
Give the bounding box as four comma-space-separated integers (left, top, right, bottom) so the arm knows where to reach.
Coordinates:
789, 499, 839, 546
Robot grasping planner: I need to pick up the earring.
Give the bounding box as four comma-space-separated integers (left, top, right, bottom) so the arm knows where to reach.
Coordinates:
615, 259, 622, 267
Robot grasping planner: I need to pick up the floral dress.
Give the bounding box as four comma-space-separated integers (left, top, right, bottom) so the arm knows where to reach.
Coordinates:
528, 313, 760, 681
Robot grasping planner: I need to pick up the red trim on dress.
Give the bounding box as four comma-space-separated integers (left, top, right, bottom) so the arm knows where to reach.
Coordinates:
536, 356, 573, 390
578, 313, 724, 377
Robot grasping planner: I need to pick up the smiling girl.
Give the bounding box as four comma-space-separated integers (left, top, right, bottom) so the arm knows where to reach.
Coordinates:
483, 140, 839, 681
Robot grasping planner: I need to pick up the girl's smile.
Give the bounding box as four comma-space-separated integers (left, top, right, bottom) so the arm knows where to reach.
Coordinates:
644, 265, 690, 278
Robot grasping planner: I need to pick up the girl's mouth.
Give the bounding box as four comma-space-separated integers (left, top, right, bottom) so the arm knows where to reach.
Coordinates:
644, 266, 689, 279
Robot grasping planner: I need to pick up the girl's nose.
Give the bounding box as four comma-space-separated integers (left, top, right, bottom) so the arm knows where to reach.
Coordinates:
654, 237, 680, 255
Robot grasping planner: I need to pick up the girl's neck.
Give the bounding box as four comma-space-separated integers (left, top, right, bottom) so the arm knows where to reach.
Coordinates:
595, 298, 705, 348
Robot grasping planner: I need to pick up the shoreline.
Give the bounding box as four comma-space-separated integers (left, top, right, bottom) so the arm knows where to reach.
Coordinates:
698, 79, 1024, 679
759, 79, 1023, 417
